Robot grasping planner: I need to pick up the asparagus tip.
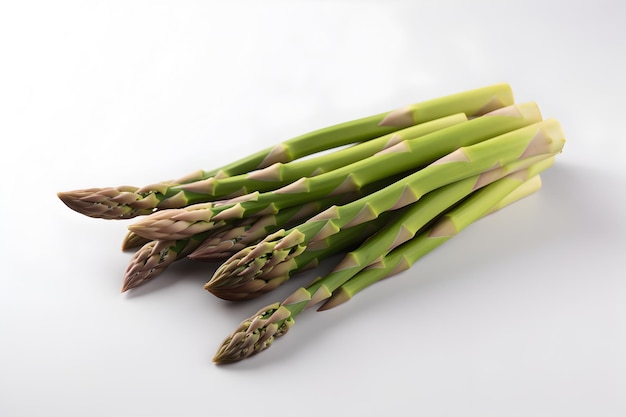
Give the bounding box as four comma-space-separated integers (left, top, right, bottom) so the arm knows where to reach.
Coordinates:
203, 232, 304, 300
212, 303, 294, 364
57, 187, 146, 219
121, 271, 146, 292
120, 278, 136, 293
57, 190, 94, 216
127, 205, 217, 241
120, 277, 136, 293
121, 240, 175, 292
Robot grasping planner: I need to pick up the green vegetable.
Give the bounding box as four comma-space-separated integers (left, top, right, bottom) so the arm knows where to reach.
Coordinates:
204, 119, 564, 299
55, 83, 566, 366
212, 162, 549, 364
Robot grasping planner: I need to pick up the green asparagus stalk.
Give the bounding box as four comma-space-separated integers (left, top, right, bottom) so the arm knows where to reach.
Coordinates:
204, 119, 565, 298
129, 102, 542, 241
211, 169, 546, 363
58, 84, 512, 220
60, 114, 467, 221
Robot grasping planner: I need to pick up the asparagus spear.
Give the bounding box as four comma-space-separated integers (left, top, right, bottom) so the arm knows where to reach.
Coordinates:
58, 84, 512, 220
204, 119, 565, 298
128, 102, 542, 241
60, 114, 468, 221
212, 167, 547, 364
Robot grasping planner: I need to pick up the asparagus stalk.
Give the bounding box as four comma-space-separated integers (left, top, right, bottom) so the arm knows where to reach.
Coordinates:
212, 168, 546, 364
204, 119, 565, 298
58, 84, 512, 220
129, 102, 542, 241
60, 114, 467, 221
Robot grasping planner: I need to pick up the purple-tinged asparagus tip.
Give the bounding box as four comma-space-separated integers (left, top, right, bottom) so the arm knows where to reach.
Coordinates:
57, 187, 152, 219
213, 303, 294, 364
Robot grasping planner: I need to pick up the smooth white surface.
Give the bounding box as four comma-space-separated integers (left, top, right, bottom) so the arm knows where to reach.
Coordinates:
1, 1, 625, 416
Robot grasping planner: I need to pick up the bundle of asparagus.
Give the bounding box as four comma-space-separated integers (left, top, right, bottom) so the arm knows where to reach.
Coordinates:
213, 163, 550, 363
57, 83, 565, 365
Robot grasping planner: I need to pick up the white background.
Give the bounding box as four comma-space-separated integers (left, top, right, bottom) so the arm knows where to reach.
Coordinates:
1, 1, 625, 416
